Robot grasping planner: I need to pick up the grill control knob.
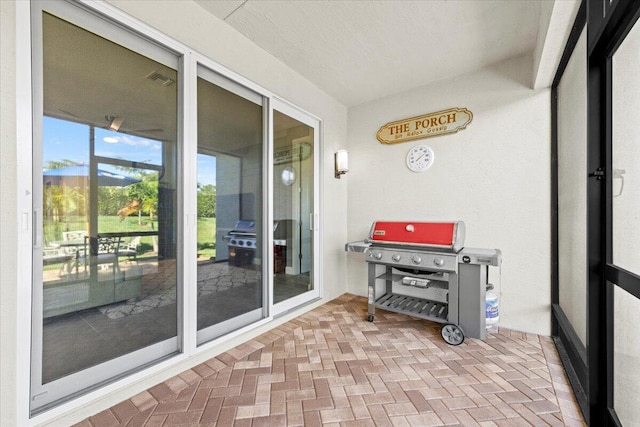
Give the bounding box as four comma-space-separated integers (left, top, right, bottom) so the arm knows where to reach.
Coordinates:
411, 255, 422, 265
392, 254, 401, 262
434, 258, 445, 267
373, 251, 383, 260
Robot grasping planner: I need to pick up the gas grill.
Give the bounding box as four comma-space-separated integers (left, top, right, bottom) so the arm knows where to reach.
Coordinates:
224, 220, 257, 266
346, 220, 501, 345
224, 220, 294, 269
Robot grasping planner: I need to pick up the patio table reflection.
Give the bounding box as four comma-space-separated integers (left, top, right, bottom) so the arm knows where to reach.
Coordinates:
52, 235, 130, 272
49, 238, 88, 275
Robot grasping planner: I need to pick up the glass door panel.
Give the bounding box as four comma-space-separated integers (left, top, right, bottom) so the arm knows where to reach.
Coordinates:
272, 104, 319, 314
613, 287, 640, 426
610, 12, 640, 425
196, 67, 265, 344
32, 5, 179, 412
557, 28, 588, 347
612, 17, 640, 275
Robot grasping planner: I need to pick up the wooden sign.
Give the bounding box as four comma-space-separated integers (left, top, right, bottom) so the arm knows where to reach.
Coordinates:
274, 142, 312, 165
376, 107, 473, 144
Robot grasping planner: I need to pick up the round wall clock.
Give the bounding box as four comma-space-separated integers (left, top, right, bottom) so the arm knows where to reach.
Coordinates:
281, 166, 296, 185
406, 145, 434, 172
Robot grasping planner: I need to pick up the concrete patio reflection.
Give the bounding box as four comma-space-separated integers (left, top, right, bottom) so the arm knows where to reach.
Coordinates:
42, 259, 311, 382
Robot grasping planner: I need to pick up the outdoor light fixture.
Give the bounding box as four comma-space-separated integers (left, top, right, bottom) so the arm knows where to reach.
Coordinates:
107, 116, 124, 131
335, 150, 348, 179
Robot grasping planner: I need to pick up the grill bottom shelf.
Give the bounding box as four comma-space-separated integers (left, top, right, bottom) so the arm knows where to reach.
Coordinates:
374, 293, 448, 323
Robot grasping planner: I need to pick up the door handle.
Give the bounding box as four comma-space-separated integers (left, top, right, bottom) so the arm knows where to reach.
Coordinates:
589, 167, 604, 180
613, 169, 625, 197
33, 209, 42, 248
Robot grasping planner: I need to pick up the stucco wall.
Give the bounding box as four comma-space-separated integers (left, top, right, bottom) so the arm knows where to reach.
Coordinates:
1, 1, 348, 425
346, 55, 552, 335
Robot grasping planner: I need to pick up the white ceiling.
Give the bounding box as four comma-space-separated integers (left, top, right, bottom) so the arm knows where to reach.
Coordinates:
194, 0, 580, 107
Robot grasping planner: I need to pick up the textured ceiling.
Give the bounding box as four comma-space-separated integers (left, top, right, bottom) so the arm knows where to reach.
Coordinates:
42, 1, 579, 147
195, 0, 556, 107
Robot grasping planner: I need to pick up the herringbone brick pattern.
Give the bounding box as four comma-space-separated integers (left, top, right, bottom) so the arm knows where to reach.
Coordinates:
75, 294, 585, 426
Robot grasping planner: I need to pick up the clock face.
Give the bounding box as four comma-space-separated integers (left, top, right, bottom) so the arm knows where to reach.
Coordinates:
406, 145, 434, 172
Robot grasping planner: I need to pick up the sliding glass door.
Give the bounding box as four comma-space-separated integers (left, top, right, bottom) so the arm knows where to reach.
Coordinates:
196, 67, 266, 344
194, 79, 322, 337
31, 2, 180, 413
272, 100, 320, 315
29, 0, 323, 414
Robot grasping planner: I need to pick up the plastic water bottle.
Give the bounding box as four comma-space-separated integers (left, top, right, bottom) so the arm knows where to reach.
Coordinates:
486, 283, 499, 329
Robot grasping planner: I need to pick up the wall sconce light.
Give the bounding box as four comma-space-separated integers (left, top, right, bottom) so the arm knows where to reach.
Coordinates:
106, 115, 124, 131
335, 150, 349, 179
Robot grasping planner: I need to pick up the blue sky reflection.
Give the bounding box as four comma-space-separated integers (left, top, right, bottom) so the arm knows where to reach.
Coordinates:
43, 116, 216, 185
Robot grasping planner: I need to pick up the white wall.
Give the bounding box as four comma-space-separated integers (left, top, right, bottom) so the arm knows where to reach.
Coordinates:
1, 1, 348, 425
347, 55, 552, 335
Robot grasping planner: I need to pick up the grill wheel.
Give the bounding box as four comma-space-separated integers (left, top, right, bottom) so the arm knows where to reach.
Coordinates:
441, 323, 465, 346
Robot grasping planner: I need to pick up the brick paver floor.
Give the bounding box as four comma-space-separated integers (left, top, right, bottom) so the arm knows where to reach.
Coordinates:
75, 294, 586, 426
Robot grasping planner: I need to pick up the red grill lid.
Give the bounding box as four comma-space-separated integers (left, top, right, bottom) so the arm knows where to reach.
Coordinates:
367, 221, 465, 251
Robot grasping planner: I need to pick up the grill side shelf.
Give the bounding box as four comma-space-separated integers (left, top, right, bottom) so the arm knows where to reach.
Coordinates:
375, 293, 448, 323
